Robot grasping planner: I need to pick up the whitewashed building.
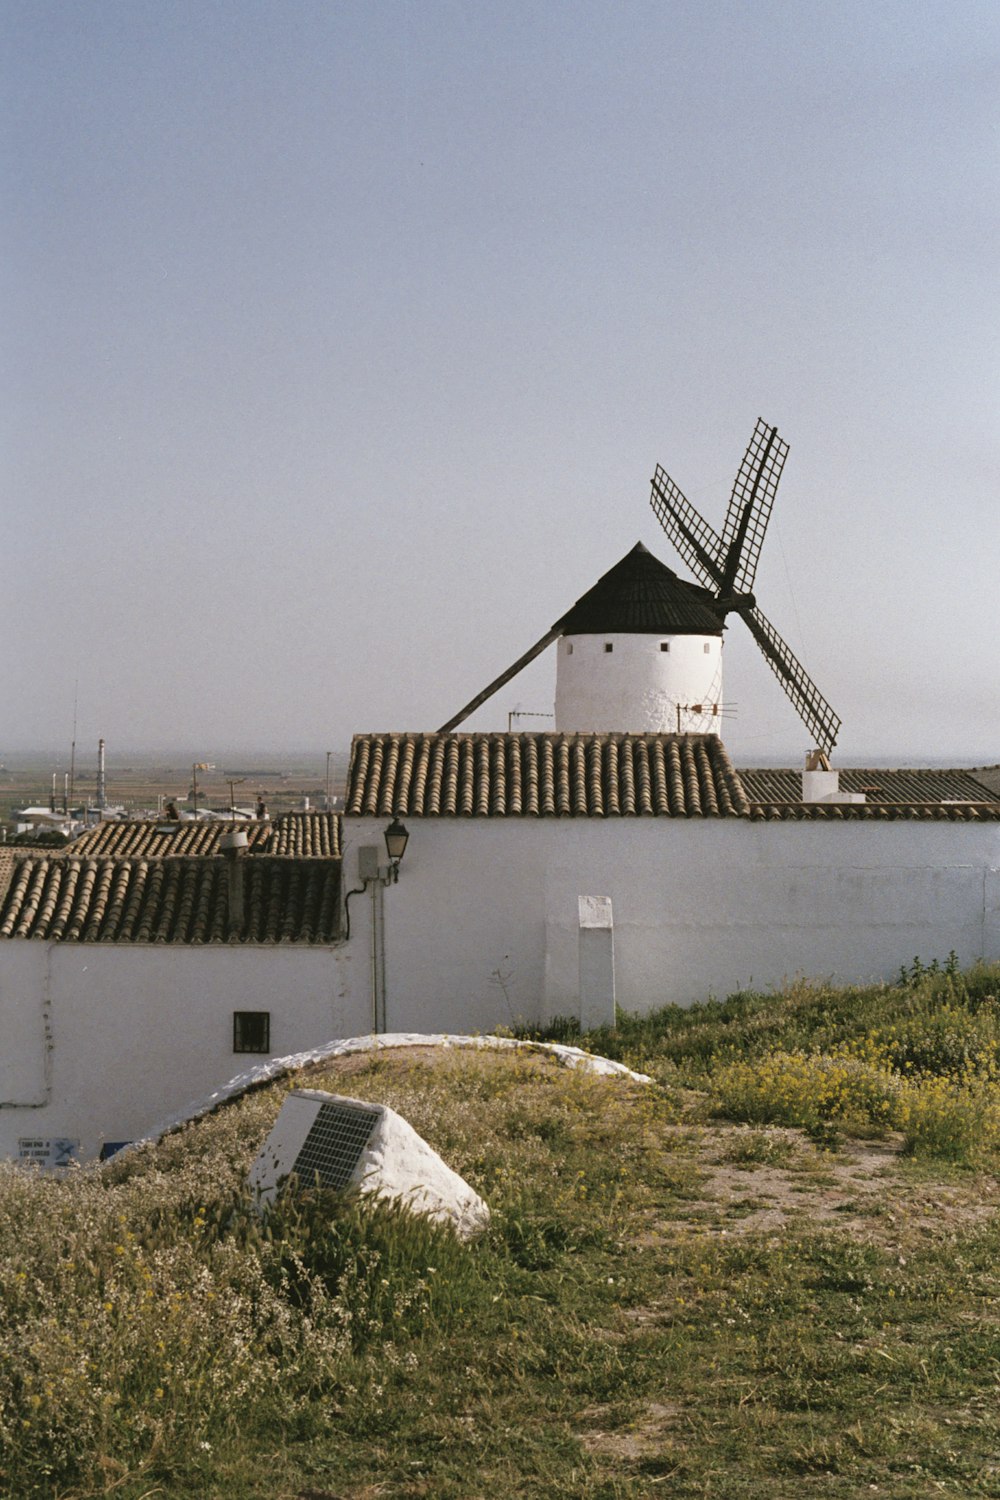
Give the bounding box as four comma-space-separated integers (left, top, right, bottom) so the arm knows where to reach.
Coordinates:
341, 730, 1000, 1037
335, 538, 999, 1036
1, 542, 998, 1163
0, 814, 358, 1163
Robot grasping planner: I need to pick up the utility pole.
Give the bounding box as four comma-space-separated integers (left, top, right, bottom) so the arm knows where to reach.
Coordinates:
191, 761, 213, 815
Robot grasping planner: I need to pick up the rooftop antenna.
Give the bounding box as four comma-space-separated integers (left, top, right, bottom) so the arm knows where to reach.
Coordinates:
507, 710, 554, 732
649, 420, 841, 754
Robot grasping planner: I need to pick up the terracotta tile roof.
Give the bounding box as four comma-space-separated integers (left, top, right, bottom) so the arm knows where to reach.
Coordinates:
0, 857, 341, 944
0, 845, 61, 904
69, 811, 342, 860
346, 734, 1000, 823
265, 811, 342, 858
69, 820, 273, 859
346, 733, 750, 818
739, 767, 999, 805
971, 765, 1000, 798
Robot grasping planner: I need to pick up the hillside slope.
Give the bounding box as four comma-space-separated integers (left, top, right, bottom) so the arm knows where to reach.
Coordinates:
3, 966, 1000, 1498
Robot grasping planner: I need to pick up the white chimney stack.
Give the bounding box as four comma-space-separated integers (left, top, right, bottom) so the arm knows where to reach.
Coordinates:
802, 750, 866, 805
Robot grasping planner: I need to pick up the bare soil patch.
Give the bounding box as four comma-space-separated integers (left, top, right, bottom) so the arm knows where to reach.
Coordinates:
301, 1046, 1000, 1252
649, 1122, 999, 1247
577, 1399, 686, 1462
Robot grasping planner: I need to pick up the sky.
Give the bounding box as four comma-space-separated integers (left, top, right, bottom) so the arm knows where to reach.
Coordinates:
2, 0, 997, 764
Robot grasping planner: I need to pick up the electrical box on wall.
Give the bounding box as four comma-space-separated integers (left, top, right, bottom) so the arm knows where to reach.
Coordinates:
358, 846, 380, 881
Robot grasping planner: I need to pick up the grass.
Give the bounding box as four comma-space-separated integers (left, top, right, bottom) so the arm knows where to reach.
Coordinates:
3, 963, 1000, 1497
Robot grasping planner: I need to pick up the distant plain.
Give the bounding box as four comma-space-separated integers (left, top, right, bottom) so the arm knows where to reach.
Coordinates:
0, 750, 351, 828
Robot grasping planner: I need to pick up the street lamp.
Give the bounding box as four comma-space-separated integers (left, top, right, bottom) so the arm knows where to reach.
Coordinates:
384, 818, 409, 881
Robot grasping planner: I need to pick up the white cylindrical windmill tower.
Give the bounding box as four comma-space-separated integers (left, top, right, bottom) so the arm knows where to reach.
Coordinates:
552, 542, 725, 734
438, 420, 841, 756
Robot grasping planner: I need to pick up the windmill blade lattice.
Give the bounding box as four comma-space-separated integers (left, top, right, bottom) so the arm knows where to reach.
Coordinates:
649, 465, 724, 591
649, 419, 841, 753
743, 605, 841, 755
718, 420, 789, 598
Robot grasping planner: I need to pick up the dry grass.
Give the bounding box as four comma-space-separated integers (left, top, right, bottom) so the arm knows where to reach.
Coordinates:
4, 971, 1000, 1498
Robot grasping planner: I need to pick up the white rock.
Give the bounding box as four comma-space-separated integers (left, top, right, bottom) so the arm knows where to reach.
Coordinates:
248, 1088, 490, 1240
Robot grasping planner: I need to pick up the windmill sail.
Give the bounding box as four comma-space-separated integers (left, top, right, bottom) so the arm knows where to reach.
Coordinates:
743, 606, 841, 755
649, 466, 724, 591
649, 420, 841, 753
718, 420, 788, 598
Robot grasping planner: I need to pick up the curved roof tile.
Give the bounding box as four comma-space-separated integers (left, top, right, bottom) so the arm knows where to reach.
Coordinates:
739, 767, 998, 805
345, 734, 1000, 823
345, 732, 749, 819
67, 810, 342, 860
0, 857, 341, 944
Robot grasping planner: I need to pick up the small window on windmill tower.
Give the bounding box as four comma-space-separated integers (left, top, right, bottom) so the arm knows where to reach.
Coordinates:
703, 643, 710, 654
566, 642, 573, 655
660, 642, 670, 652
604, 642, 613, 653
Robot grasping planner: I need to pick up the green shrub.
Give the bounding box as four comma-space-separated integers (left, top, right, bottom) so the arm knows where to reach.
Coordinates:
896, 1070, 1000, 1164
711, 1050, 901, 1137
872, 997, 1000, 1076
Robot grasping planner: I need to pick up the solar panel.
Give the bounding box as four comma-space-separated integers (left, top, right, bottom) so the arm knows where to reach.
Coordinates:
290, 1099, 382, 1191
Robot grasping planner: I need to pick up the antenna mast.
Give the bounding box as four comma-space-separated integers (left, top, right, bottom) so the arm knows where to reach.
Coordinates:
68, 680, 78, 815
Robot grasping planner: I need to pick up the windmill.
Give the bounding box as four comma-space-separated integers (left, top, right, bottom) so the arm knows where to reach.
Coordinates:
649, 420, 841, 754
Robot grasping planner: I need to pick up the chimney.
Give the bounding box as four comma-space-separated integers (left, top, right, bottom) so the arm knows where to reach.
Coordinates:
219, 828, 249, 932
96, 738, 107, 812
802, 750, 866, 805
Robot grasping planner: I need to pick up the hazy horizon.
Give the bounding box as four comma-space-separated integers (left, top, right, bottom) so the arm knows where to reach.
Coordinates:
4, 743, 999, 774
4, 3, 997, 763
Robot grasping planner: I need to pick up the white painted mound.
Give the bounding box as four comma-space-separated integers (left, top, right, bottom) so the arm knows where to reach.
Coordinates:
248, 1088, 490, 1241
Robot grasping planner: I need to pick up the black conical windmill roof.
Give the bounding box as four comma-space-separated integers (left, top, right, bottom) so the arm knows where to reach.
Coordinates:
552, 542, 725, 636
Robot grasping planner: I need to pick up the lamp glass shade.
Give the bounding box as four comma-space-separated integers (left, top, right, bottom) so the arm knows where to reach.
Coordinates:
384, 818, 409, 863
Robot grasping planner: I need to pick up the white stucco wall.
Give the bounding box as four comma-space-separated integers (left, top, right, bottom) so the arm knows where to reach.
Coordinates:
343, 815, 1000, 1029
2, 815, 998, 1164
341, 822, 547, 1035
554, 632, 723, 733
0, 942, 50, 1107
0, 944, 365, 1164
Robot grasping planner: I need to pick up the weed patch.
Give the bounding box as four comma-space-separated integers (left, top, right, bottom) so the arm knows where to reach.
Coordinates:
3, 969, 1000, 1497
